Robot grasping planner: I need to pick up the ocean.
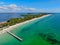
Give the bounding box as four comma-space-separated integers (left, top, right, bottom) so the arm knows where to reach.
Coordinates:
0, 13, 23, 22
0, 13, 60, 45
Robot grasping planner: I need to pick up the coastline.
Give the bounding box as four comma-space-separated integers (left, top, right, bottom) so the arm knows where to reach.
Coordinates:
0, 15, 51, 35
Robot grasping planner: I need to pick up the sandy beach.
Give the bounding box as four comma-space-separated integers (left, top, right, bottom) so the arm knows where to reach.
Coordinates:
0, 15, 51, 35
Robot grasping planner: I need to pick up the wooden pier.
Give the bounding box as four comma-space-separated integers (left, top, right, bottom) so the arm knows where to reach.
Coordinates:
6, 30, 23, 41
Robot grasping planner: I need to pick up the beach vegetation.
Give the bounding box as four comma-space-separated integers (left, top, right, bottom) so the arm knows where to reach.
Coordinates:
0, 13, 49, 29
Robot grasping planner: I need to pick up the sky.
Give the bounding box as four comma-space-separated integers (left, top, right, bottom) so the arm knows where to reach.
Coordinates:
0, 0, 60, 13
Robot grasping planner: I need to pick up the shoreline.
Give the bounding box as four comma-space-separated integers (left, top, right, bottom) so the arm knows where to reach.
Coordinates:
0, 15, 51, 35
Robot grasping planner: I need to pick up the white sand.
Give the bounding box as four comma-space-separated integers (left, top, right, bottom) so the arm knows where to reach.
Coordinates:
0, 15, 51, 35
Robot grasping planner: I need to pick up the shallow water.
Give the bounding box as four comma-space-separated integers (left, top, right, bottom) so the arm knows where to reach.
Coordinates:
0, 14, 60, 45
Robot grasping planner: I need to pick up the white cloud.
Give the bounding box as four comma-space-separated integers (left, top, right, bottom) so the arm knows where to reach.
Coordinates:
24, 8, 36, 11
0, 4, 21, 12
9, 4, 17, 7
0, 6, 8, 10
8, 4, 21, 11
0, 4, 37, 12
0, 2, 60, 13
0, 4, 60, 13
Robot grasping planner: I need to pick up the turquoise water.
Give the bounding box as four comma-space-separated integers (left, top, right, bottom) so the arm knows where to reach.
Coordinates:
0, 14, 60, 45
